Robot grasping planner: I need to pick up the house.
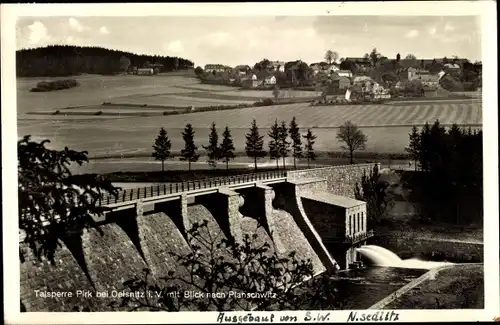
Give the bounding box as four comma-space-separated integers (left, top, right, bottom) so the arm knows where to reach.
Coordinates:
268, 61, 285, 72
136, 68, 154, 76
418, 74, 440, 88
338, 76, 351, 90
149, 63, 164, 74
204, 64, 233, 73
337, 70, 353, 78
310, 63, 322, 75
352, 75, 372, 84
264, 75, 277, 85
325, 64, 340, 73
444, 63, 461, 70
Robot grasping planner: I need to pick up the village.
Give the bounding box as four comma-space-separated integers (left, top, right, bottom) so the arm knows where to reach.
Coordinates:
193, 53, 482, 101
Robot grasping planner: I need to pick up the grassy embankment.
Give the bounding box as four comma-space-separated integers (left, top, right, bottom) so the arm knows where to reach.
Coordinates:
385, 264, 484, 309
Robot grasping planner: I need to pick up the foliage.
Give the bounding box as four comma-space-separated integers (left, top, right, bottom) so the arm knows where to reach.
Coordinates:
18, 135, 119, 261
180, 123, 200, 171
203, 122, 220, 169
272, 86, 281, 103
219, 126, 236, 171
405, 126, 420, 170
405, 54, 417, 60
245, 119, 267, 171
391, 80, 425, 98
278, 121, 291, 169
302, 129, 317, 168
112, 221, 339, 311
30, 79, 80, 92
354, 164, 392, 225
405, 121, 483, 225
268, 120, 281, 169
194, 66, 204, 75
254, 98, 275, 107
336, 121, 368, 164
16, 45, 194, 77
289, 117, 303, 169
253, 58, 271, 71
324, 50, 339, 64
152, 127, 172, 173
366, 48, 383, 67
119, 56, 131, 72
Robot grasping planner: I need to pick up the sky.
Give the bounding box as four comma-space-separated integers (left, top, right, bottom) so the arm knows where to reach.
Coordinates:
16, 15, 482, 67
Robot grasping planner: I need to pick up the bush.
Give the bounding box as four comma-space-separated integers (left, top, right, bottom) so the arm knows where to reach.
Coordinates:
253, 98, 274, 107
30, 79, 80, 92
94, 111, 103, 115
52, 110, 61, 115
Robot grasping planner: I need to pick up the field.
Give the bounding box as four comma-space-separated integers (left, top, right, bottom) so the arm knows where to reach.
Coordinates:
18, 100, 482, 159
17, 74, 318, 116
16, 74, 482, 171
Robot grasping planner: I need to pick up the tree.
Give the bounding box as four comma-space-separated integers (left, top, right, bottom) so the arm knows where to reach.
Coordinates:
396, 53, 401, 62
245, 119, 267, 172
18, 135, 119, 261
219, 126, 236, 171
303, 129, 317, 167
119, 56, 131, 72
278, 121, 291, 169
368, 48, 382, 67
289, 117, 303, 169
152, 127, 172, 173
268, 119, 281, 169
180, 123, 200, 171
324, 50, 339, 65
114, 221, 339, 311
272, 85, 280, 104
354, 164, 392, 226
405, 126, 420, 171
194, 66, 203, 75
203, 122, 220, 169
405, 54, 417, 60
336, 121, 367, 164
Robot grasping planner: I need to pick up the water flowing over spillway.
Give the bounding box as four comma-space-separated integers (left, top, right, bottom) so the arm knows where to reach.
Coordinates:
356, 245, 453, 270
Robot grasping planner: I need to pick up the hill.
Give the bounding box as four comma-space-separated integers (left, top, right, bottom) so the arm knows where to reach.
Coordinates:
16, 45, 195, 77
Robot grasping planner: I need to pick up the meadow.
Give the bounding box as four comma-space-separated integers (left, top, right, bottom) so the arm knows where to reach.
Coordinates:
18, 100, 482, 159
18, 74, 318, 116
17, 73, 482, 168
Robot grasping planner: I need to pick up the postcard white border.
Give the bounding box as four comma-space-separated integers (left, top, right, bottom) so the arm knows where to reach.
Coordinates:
2, 1, 498, 324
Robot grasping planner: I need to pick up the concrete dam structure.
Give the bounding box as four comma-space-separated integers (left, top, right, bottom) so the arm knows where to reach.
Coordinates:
19, 164, 377, 312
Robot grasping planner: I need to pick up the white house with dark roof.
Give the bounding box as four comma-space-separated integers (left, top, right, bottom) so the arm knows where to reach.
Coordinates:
268, 61, 285, 72
204, 64, 233, 73
337, 70, 353, 78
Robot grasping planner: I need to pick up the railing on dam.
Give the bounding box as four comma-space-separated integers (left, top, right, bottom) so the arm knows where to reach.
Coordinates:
100, 169, 288, 205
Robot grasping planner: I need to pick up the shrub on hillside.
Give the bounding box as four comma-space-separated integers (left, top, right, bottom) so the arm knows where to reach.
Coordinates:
253, 98, 275, 107
30, 79, 80, 92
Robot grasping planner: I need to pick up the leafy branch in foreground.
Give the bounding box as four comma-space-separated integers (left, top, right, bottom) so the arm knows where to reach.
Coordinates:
112, 221, 339, 311
18, 135, 120, 261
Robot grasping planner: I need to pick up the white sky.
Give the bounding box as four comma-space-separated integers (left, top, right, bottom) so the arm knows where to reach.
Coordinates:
16, 14, 482, 67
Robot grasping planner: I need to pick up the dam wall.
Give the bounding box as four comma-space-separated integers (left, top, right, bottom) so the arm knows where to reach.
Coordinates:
20, 164, 376, 311
287, 163, 378, 198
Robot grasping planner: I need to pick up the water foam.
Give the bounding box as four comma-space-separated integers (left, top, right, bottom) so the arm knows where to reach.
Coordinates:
356, 245, 453, 270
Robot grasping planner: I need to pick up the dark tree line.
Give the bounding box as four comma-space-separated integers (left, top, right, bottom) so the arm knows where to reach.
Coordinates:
152, 118, 318, 173
404, 121, 483, 225
16, 45, 194, 77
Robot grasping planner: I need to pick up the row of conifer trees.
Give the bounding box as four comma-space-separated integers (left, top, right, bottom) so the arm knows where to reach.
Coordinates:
152, 117, 318, 172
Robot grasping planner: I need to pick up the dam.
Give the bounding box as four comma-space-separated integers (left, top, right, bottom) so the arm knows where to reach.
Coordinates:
20, 164, 378, 312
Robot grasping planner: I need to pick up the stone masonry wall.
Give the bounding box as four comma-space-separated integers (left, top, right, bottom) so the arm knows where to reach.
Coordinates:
287, 163, 378, 199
